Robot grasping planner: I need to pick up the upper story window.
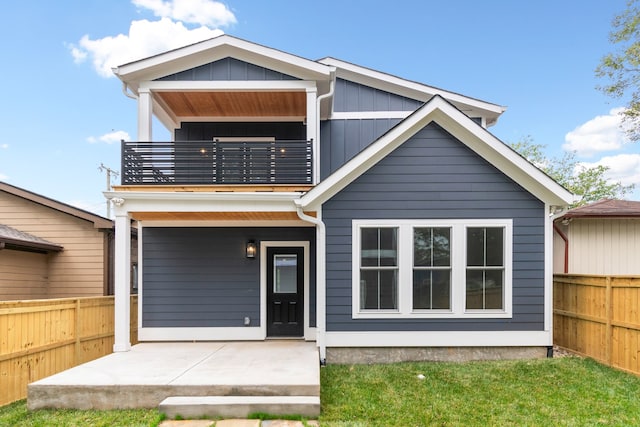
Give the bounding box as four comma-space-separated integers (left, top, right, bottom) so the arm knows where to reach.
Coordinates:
352, 219, 512, 319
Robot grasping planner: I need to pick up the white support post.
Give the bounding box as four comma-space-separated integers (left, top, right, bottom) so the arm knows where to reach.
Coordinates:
306, 87, 318, 184
138, 88, 153, 141
315, 212, 327, 362
113, 209, 132, 352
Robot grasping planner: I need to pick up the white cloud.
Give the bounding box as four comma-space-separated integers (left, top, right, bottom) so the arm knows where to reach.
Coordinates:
70, 0, 235, 78
0, 173, 8, 181
88, 130, 131, 144
579, 153, 640, 187
133, 0, 236, 27
563, 107, 629, 157
1, 143, 8, 149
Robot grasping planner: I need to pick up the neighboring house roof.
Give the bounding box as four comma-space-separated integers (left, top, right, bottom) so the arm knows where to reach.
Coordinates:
297, 95, 576, 210
561, 199, 640, 219
0, 181, 113, 229
0, 224, 63, 253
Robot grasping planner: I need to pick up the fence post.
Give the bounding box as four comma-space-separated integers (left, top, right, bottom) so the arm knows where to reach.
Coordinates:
75, 298, 81, 364
605, 276, 613, 366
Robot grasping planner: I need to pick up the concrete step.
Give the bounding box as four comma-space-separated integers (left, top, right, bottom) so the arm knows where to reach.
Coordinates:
158, 395, 321, 419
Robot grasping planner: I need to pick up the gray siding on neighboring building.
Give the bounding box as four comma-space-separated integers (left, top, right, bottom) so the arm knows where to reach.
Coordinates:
333, 78, 423, 112
322, 122, 546, 332
320, 118, 402, 179
157, 57, 298, 81
175, 122, 307, 141
142, 227, 315, 328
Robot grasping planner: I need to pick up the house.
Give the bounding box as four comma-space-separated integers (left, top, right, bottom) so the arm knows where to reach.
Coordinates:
554, 199, 640, 275
105, 35, 574, 363
0, 181, 137, 300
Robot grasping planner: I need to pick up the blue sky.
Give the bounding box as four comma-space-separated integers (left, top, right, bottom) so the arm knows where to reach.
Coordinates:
0, 0, 637, 217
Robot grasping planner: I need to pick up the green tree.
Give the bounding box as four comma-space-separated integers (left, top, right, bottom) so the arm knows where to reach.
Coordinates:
596, 0, 640, 141
510, 137, 634, 206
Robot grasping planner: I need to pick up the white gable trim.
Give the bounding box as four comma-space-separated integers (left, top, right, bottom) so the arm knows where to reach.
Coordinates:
114, 34, 333, 85
298, 96, 575, 210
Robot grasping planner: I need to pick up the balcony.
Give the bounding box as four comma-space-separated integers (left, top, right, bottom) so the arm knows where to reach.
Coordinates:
121, 140, 313, 185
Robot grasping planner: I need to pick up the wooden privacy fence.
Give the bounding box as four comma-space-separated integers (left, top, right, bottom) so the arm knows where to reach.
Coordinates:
0, 296, 138, 406
554, 274, 640, 375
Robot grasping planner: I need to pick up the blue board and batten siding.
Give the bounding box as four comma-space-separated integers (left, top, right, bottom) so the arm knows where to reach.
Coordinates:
157, 57, 298, 81
320, 119, 402, 179
320, 79, 422, 178
322, 122, 545, 332
142, 227, 316, 328
333, 78, 423, 112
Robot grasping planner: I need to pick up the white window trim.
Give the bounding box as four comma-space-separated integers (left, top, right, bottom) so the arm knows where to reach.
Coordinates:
352, 219, 512, 319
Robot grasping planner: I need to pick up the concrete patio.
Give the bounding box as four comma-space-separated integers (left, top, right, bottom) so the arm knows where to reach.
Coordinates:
28, 341, 320, 417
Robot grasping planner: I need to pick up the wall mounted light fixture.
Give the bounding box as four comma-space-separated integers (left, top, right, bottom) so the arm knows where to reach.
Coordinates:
246, 240, 257, 259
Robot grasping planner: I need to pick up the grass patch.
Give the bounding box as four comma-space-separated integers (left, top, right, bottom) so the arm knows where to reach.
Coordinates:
320, 357, 640, 426
0, 400, 164, 427
4, 357, 640, 426
248, 412, 307, 420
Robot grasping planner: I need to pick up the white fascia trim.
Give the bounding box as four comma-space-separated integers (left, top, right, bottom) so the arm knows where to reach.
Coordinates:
115, 35, 333, 84
430, 107, 576, 206
331, 111, 413, 120
325, 330, 552, 347
141, 80, 317, 92
297, 96, 575, 210
139, 327, 265, 341
105, 191, 303, 201
318, 57, 505, 116
104, 192, 304, 215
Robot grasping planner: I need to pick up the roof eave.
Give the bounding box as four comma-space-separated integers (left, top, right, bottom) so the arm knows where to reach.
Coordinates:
298, 96, 574, 210
0, 238, 63, 253
0, 182, 113, 229
114, 34, 334, 85
317, 57, 506, 122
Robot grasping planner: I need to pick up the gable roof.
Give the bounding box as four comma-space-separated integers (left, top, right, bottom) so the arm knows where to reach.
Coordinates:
0, 182, 113, 229
0, 224, 63, 253
561, 199, 640, 219
113, 34, 505, 126
317, 57, 505, 127
296, 95, 575, 210
113, 34, 334, 90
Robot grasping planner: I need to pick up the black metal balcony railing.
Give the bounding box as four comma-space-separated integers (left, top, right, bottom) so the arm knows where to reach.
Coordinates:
121, 140, 313, 185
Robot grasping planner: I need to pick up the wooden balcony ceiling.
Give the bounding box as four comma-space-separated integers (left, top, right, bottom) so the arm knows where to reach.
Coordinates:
156, 91, 306, 117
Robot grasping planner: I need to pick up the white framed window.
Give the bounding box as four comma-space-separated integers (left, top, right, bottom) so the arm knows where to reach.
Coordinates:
352, 219, 512, 319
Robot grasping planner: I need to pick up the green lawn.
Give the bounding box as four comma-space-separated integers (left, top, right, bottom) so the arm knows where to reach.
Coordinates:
320, 357, 640, 426
3, 356, 640, 426
0, 401, 163, 427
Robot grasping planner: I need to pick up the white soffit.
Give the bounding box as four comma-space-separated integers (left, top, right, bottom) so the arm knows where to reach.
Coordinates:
298, 95, 574, 209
